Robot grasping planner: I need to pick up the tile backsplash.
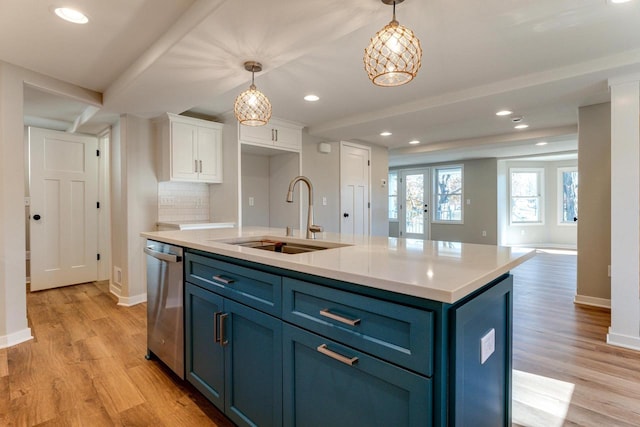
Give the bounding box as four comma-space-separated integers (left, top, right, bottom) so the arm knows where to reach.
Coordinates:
158, 182, 209, 221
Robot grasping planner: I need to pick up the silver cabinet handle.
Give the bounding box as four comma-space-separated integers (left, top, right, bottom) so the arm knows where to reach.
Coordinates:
195, 159, 198, 173
319, 308, 361, 326
212, 275, 235, 285
199, 160, 203, 173
317, 344, 358, 366
213, 311, 221, 344
219, 313, 228, 346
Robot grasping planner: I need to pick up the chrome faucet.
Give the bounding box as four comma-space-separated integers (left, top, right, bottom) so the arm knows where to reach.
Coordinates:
286, 176, 323, 239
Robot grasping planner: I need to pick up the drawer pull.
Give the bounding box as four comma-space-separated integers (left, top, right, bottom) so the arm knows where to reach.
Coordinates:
212, 275, 235, 285
319, 308, 361, 326
317, 344, 359, 366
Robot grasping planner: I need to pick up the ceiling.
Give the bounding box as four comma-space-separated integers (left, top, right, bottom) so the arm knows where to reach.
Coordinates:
4, 0, 640, 166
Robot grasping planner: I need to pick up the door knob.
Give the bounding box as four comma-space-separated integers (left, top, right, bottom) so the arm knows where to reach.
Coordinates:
343, 213, 349, 218
33, 214, 41, 221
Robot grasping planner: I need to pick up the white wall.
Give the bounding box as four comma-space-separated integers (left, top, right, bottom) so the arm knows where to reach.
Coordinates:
500, 159, 578, 248
110, 114, 158, 305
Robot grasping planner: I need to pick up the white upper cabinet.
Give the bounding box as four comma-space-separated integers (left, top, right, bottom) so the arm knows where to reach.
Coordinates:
159, 113, 223, 183
238, 118, 302, 152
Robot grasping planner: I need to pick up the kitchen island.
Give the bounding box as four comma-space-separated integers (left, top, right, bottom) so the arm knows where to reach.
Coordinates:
141, 227, 535, 427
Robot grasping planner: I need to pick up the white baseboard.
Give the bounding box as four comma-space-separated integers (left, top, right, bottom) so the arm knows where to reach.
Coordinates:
607, 329, 640, 351
109, 281, 146, 306
117, 293, 147, 307
0, 327, 33, 349
574, 294, 611, 309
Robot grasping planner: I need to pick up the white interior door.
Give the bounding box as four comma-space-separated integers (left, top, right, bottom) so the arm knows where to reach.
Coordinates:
29, 127, 99, 291
399, 169, 430, 240
340, 142, 370, 236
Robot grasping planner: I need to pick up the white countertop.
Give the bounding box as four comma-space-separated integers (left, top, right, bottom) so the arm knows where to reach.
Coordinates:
156, 221, 236, 230
141, 227, 535, 304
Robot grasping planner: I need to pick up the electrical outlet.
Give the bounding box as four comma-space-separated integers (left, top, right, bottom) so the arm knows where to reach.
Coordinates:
322, 196, 327, 206
466, 199, 471, 205
480, 328, 495, 364
482, 230, 487, 237
248, 197, 254, 207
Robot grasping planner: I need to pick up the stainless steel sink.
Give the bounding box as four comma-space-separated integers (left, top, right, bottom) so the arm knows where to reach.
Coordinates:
217, 236, 350, 254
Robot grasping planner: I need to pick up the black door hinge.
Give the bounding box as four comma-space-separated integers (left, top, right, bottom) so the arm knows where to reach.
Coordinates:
368, 160, 370, 166
97, 202, 100, 209
96, 149, 100, 157
97, 253, 101, 261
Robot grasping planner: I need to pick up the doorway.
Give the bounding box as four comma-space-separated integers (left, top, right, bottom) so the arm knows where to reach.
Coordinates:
399, 168, 430, 240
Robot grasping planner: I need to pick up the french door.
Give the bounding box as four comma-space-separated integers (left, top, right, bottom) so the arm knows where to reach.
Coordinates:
399, 169, 430, 240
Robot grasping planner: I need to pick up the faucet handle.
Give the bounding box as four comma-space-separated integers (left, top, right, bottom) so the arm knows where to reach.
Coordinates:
309, 224, 323, 233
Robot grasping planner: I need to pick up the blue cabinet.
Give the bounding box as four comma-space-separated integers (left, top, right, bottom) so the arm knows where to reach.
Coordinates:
185, 282, 283, 427
184, 250, 514, 427
282, 324, 432, 427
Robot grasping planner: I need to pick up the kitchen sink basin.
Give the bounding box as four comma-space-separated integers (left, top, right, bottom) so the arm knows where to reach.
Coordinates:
217, 237, 350, 254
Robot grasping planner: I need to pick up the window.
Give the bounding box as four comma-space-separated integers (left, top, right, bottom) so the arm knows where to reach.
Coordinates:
558, 167, 578, 224
510, 168, 544, 224
388, 171, 398, 220
434, 166, 463, 223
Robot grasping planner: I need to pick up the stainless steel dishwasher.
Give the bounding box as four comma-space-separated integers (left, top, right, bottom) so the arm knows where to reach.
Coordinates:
144, 240, 184, 379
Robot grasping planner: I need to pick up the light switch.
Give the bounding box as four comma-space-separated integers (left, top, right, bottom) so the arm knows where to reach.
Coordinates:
466, 199, 471, 205
248, 197, 254, 207
480, 328, 495, 364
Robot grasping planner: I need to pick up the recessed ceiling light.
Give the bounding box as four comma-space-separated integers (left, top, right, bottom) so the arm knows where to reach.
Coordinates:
54, 7, 89, 24
514, 124, 529, 129
304, 94, 319, 102
496, 110, 513, 116
409, 140, 421, 145
536, 141, 548, 146
610, 0, 632, 4
380, 131, 392, 136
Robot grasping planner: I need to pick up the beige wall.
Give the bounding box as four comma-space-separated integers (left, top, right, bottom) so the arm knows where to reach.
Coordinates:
577, 102, 611, 301
500, 159, 578, 248
210, 119, 239, 223
241, 153, 271, 227
301, 132, 389, 236
391, 158, 499, 244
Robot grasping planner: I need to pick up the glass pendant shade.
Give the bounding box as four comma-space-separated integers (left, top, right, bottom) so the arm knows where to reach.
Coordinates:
234, 62, 272, 126
364, 1, 422, 87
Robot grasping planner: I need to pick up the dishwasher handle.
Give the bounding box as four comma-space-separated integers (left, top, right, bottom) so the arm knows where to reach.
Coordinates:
144, 246, 182, 263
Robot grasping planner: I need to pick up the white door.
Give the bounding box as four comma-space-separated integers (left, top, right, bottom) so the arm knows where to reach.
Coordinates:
340, 142, 370, 236
29, 127, 99, 291
399, 169, 430, 240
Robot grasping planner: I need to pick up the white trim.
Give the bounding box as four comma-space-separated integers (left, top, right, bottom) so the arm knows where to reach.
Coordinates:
607, 329, 640, 351
0, 327, 33, 349
574, 294, 611, 309
509, 167, 545, 225
116, 292, 147, 307
507, 243, 577, 250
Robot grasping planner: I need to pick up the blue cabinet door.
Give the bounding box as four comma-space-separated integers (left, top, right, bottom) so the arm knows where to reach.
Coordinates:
283, 324, 432, 427
185, 282, 225, 410
224, 299, 283, 427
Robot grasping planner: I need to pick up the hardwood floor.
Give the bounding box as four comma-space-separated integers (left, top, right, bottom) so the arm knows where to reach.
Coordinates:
511, 250, 640, 426
1, 252, 639, 426
0, 281, 233, 427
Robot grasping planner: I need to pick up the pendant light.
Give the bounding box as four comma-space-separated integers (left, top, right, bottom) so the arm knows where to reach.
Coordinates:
364, 0, 422, 87
234, 61, 272, 126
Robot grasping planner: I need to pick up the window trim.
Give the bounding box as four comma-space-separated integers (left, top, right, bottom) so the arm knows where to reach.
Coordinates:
509, 167, 545, 225
388, 170, 399, 222
557, 167, 578, 226
432, 164, 464, 225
